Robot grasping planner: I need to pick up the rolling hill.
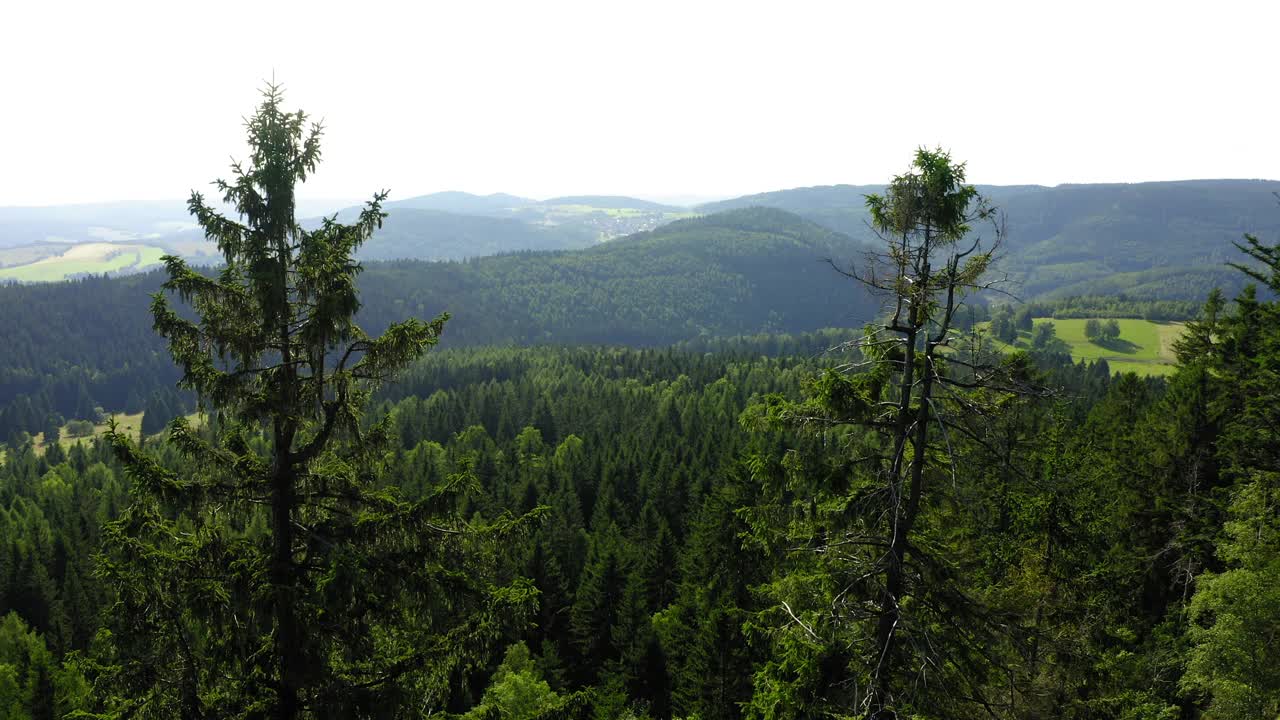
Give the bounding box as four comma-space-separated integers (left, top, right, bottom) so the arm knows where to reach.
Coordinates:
383, 191, 536, 215
700, 179, 1280, 300
351, 207, 596, 261
0, 207, 873, 436
0, 193, 695, 281
540, 195, 682, 212
330, 192, 695, 262
8, 180, 1279, 292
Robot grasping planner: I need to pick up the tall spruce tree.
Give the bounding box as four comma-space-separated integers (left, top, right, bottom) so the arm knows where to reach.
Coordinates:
1179, 230, 1280, 718
742, 148, 1038, 719
95, 85, 540, 719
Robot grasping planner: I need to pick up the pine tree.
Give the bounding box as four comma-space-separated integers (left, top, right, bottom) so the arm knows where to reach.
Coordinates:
139, 392, 171, 437
743, 149, 1037, 719
1180, 230, 1280, 717
96, 84, 541, 719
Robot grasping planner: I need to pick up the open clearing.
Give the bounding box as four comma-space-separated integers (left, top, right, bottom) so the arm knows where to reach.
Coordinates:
29, 412, 153, 457
0, 242, 166, 282
38, 412, 148, 454
0, 412, 203, 463
988, 317, 1185, 377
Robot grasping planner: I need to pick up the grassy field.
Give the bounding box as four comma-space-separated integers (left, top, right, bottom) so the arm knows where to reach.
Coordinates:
0, 242, 166, 282
990, 317, 1185, 377
33, 412, 148, 456
0, 412, 202, 464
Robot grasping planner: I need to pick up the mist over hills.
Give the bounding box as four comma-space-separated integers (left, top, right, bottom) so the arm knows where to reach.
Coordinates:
0, 198, 356, 249
0, 201, 198, 249
0, 192, 691, 276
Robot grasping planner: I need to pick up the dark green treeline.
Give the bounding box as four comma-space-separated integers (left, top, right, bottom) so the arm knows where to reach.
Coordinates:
3, 236, 1280, 717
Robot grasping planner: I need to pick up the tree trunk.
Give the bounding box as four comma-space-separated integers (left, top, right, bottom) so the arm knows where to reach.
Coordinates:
273, 422, 301, 720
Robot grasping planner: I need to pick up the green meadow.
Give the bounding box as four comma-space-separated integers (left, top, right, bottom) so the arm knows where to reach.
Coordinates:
989, 317, 1185, 377
0, 243, 166, 282
0, 411, 206, 464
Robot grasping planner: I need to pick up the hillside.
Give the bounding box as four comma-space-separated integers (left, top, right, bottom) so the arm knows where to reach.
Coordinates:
17, 180, 1276, 288
0, 193, 691, 281
358, 207, 866, 346
701, 179, 1280, 300
0, 207, 872, 437
540, 195, 683, 212
384, 191, 536, 214
337, 193, 692, 261
352, 207, 596, 260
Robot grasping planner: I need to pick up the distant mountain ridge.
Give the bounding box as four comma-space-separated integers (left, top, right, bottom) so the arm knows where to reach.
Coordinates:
6, 180, 1280, 298
540, 195, 683, 212
384, 191, 536, 215
350, 207, 594, 261
328, 192, 693, 261
699, 179, 1280, 300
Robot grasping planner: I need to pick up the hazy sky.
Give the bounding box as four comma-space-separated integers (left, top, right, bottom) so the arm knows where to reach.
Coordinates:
3, 0, 1277, 206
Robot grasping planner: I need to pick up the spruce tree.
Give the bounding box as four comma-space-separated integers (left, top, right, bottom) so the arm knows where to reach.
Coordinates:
743, 149, 1037, 719
96, 84, 540, 719
1180, 232, 1280, 717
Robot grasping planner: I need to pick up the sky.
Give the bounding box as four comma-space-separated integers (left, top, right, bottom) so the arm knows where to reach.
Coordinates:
2, 0, 1277, 207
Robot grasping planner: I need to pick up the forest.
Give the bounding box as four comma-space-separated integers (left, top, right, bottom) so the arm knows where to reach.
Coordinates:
1, 89, 1279, 720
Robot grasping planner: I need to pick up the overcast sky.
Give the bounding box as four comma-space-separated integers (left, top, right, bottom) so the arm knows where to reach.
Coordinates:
2, 0, 1277, 206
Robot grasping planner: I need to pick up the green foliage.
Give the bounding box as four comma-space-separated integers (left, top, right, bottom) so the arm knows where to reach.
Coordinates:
1084, 318, 1121, 343
1176, 235, 1280, 717
1030, 320, 1057, 349
1085, 317, 1101, 340
0, 208, 871, 441
5, 137, 1280, 720
464, 644, 563, 720
0, 612, 89, 719
63, 421, 94, 439
90, 85, 540, 718
1183, 479, 1280, 719
742, 148, 1032, 719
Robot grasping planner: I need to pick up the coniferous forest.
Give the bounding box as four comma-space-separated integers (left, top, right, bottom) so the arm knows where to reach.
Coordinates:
2, 89, 1280, 720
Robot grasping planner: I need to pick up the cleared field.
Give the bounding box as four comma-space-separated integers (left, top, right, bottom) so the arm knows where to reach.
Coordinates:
0, 411, 207, 464
31, 412, 146, 455
0, 242, 166, 282
23, 411, 202, 457
988, 317, 1185, 377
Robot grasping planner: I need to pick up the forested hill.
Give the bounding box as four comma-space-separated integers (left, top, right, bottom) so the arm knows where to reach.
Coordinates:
361, 207, 864, 346
350, 208, 596, 261
539, 195, 682, 211
333, 193, 690, 260
701, 179, 1280, 300
0, 207, 874, 438
383, 191, 536, 214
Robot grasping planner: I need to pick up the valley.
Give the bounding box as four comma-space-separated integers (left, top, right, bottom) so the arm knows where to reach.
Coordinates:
2, 61, 1279, 718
